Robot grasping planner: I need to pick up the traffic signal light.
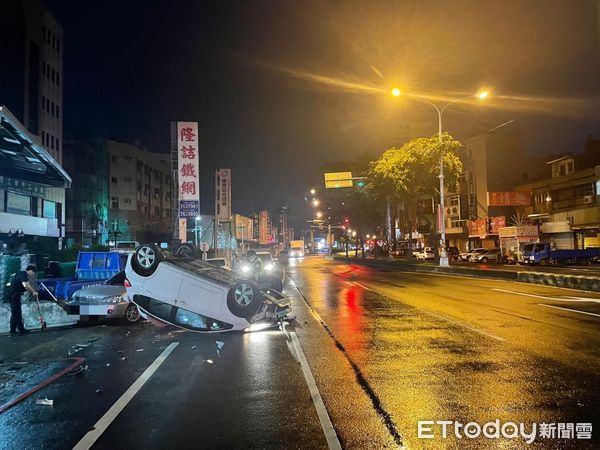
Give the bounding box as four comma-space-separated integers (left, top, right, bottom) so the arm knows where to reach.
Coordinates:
356, 180, 365, 188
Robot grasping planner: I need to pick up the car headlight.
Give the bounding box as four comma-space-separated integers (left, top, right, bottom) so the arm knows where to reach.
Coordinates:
99, 295, 125, 304
242, 265, 250, 273
264, 264, 274, 271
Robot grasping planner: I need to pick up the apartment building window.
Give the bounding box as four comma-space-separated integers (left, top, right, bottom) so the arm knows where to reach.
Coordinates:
56, 138, 59, 149
144, 184, 149, 195
124, 198, 132, 205
42, 200, 56, 219
137, 181, 141, 192
124, 155, 132, 161
573, 183, 594, 199
111, 177, 118, 184
56, 105, 60, 119
56, 72, 60, 86
124, 176, 132, 183
154, 207, 160, 216
50, 135, 55, 149
111, 197, 119, 209
6, 192, 32, 215
153, 188, 160, 199
111, 154, 118, 162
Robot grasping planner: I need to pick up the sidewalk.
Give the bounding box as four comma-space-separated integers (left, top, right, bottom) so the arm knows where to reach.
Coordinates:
332, 255, 600, 292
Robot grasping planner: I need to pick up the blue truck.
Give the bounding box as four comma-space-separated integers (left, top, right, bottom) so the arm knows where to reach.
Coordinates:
522, 243, 600, 266
38, 252, 128, 301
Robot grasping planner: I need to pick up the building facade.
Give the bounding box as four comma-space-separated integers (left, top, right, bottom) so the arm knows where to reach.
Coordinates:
62, 139, 110, 247
0, 106, 70, 254
0, 0, 63, 164
107, 140, 172, 244
516, 136, 600, 249
444, 125, 547, 251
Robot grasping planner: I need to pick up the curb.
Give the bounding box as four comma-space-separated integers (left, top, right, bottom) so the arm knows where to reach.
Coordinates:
332, 256, 600, 292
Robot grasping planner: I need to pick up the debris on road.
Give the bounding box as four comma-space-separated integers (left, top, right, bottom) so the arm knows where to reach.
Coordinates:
136, 348, 144, 352
74, 343, 91, 348
35, 398, 54, 406
105, 363, 111, 367
95, 389, 102, 395
68, 365, 88, 376
120, 356, 127, 361
191, 345, 197, 349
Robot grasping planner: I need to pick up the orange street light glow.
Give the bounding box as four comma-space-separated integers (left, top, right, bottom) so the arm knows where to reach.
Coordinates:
391, 88, 401, 97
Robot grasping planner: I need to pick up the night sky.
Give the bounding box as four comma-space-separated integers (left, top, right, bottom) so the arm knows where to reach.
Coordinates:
47, 0, 600, 227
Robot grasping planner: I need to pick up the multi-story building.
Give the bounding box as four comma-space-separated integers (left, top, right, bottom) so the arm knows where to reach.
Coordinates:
62, 139, 109, 247
516, 136, 600, 249
0, 0, 63, 164
107, 140, 172, 244
0, 1, 68, 253
444, 124, 547, 250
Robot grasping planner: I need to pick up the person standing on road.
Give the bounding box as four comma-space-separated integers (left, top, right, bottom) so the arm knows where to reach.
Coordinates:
8, 265, 38, 335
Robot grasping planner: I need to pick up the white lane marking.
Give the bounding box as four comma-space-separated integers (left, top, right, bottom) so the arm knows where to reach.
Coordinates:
538, 304, 600, 318
493, 288, 600, 303
73, 342, 179, 450
290, 331, 342, 450
355, 282, 505, 342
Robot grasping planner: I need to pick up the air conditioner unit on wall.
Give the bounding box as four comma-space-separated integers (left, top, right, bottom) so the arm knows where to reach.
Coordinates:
584, 195, 594, 204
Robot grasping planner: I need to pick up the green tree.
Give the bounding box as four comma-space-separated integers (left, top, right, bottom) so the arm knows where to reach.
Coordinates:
367, 133, 462, 253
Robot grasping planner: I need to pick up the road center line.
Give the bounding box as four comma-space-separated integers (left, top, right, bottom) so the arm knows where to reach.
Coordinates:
73, 342, 179, 450
538, 304, 600, 318
290, 331, 342, 450
355, 281, 505, 342
493, 288, 600, 303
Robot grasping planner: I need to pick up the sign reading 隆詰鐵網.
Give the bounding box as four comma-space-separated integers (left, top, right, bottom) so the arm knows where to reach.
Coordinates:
177, 122, 199, 218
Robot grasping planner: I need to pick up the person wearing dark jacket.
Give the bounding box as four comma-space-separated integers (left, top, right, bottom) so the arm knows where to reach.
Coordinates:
8, 265, 38, 335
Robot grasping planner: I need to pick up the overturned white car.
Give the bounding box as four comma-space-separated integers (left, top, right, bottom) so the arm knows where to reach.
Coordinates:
124, 244, 292, 332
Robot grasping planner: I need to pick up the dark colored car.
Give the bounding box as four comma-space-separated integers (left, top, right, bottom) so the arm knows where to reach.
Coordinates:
446, 246, 460, 261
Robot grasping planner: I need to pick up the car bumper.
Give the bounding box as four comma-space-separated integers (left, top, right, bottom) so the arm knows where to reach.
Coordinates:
65, 301, 129, 318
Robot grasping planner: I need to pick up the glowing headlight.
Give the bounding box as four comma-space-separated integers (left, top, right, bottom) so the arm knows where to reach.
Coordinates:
264, 264, 274, 271
242, 265, 250, 273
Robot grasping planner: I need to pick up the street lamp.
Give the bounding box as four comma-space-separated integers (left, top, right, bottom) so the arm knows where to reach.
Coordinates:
310, 188, 316, 195
391, 88, 489, 267
312, 199, 320, 207
316, 211, 323, 218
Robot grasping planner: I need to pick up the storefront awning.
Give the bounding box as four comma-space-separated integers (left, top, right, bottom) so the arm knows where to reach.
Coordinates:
0, 106, 71, 188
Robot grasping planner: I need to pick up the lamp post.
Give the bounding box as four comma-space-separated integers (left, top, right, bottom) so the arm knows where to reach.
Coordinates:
194, 216, 201, 246
391, 88, 488, 267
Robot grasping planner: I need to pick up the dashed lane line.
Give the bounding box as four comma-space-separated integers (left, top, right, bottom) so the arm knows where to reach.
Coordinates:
538, 304, 600, 318
355, 281, 506, 342
73, 342, 179, 450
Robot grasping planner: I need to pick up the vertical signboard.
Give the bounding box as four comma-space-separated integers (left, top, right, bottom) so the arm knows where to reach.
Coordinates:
215, 168, 231, 221
252, 213, 260, 241
259, 210, 269, 245
177, 122, 199, 218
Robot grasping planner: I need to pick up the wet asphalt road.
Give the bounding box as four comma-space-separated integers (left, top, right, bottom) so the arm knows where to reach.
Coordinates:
1, 255, 599, 449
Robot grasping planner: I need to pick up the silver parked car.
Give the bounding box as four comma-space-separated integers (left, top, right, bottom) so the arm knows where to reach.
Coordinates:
67, 271, 141, 323
469, 248, 501, 264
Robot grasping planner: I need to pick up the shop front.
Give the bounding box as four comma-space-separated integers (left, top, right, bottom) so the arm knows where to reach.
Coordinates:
498, 225, 539, 262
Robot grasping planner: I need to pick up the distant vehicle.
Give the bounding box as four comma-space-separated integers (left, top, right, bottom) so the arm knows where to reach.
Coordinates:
125, 243, 291, 332
469, 248, 501, 264
239, 251, 285, 292
522, 243, 600, 266
446, 246, 460, 261
66, 271, 141, 323
415, 247, 435, 261
290, 240, 305, 258
459, 248, 487, 261
279, 250, 289, 258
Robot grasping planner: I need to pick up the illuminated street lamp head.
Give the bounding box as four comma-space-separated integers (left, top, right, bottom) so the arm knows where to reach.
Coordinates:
372, 235, 377, 239
312, 199, 320, 206
366, 234, 370, 239
195, 216, 201, 221
391, 88, 401, 97
310, 188, 316, 195
352, 231, 357, 237
316, 211, 323, 218
477, 90, 489, 99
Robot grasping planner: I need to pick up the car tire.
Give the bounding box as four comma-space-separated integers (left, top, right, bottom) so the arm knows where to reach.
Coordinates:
175, 243, 197, 258
481, 257, 488, 263
132, 243, 163, 276
539, 258, 548, 266
227, 279, 262, 319
123, 303, 141, 324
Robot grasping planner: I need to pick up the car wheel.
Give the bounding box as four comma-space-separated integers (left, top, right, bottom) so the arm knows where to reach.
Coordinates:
176, 243, 197, 258
132, 243, 163, 276
539, 258, 548, 266
227, 279, 262, 319
481, 257, 488, 263
123, 303, 141, 323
